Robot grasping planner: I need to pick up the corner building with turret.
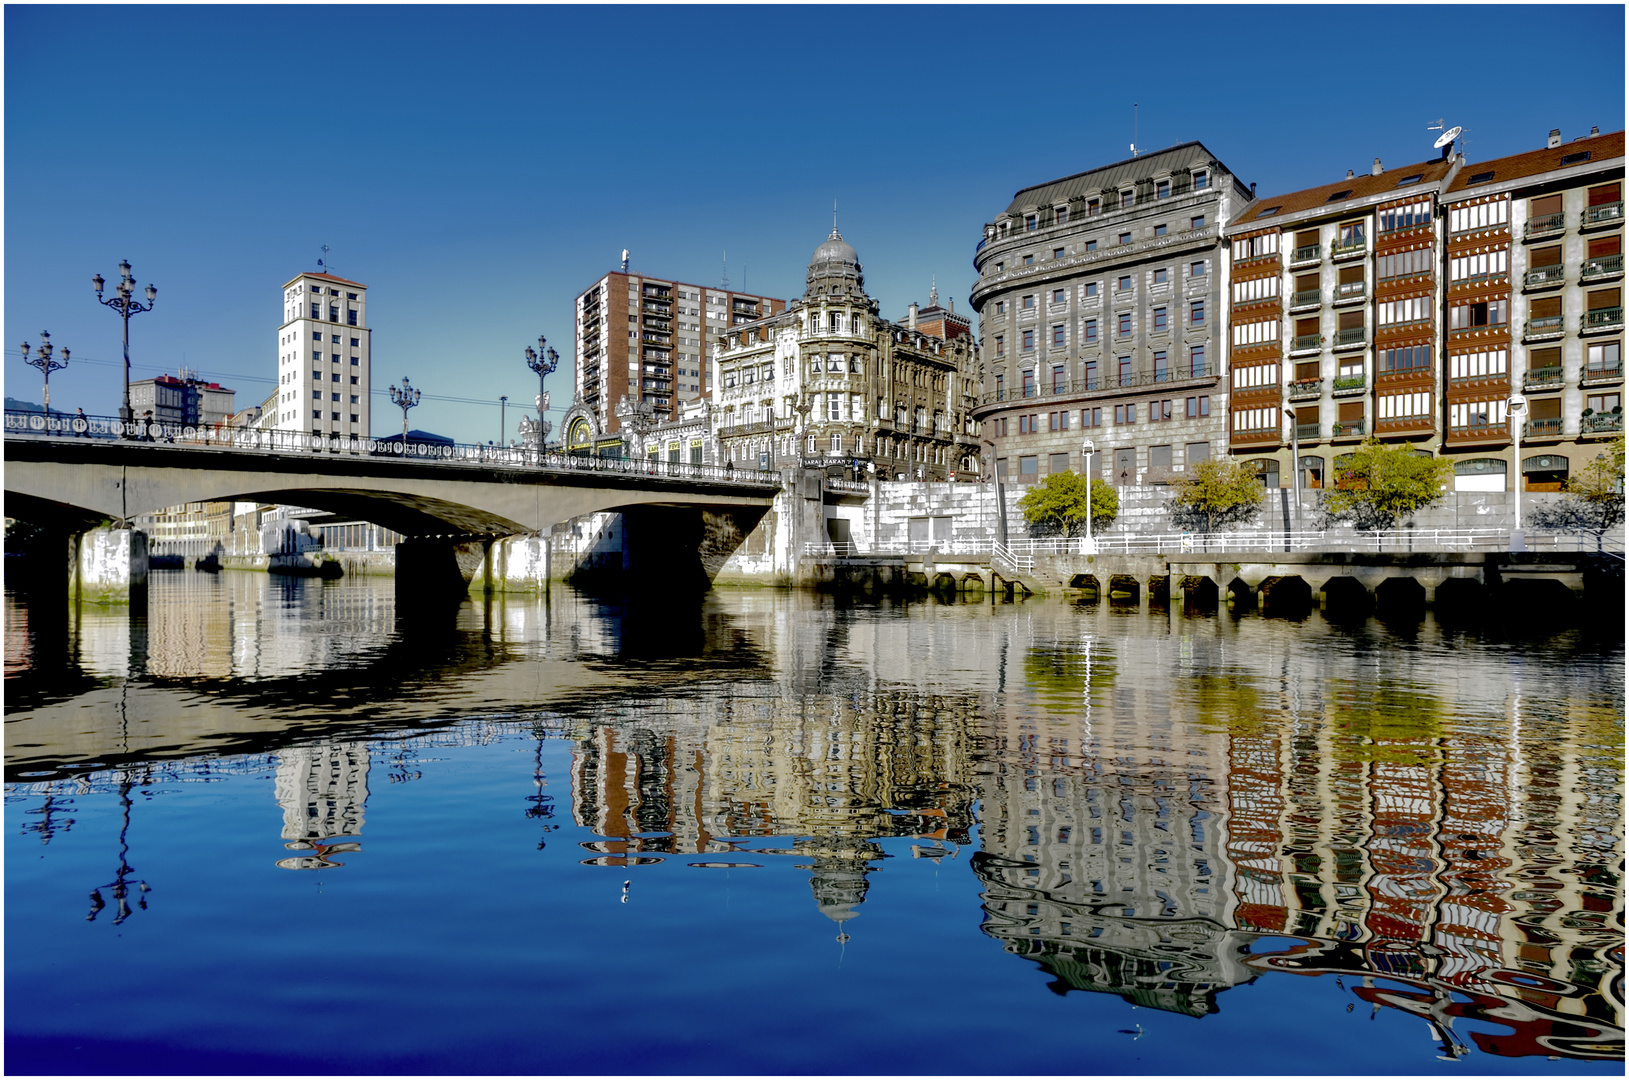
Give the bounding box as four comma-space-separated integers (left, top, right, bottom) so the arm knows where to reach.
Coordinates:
712, 229, 982, 480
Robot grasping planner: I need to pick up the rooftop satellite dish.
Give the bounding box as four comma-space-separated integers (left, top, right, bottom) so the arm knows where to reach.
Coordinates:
1434, 125, 1462, 150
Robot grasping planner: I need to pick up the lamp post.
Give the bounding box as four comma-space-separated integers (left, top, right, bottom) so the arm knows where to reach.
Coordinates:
614, 395, 657, 461
1284, 407, 1301, 534
93, 261, 157, 429
499, 395, 507, 446
1508, 392, 1528, 552
525, 335, 559, 450
20, 332, 69, 415
389, 377, 421, 442
1081, 438, 1097, 555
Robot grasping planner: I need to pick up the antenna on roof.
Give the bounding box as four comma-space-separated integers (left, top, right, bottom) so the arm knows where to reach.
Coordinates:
1430, 119, 1463, 161
319, 243, 330, 274
721, 251, 729, 289
621, 249, 629, 273
1130, 103, 1139, 157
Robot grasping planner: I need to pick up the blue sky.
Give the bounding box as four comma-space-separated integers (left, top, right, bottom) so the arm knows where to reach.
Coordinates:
5, 5, 1624, 443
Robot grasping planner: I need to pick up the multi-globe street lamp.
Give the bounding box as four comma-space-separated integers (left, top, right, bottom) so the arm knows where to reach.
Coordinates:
525, 335, 559, 450
92, 260, 157, 427
389, 377, 421, 441
20, 332, 69, 415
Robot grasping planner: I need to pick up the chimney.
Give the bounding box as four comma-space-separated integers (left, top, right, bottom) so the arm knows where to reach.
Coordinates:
948, 298, 955, 313
1372, 157, 1383, 176
1591, 126, 1600, 136
1346, 169, 1355, 180
1548, 128, 1562, 149
1249, 182, 1256, 197
908, 302, 918, 329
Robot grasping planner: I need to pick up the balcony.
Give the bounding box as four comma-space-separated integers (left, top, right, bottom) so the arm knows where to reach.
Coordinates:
1581, 253, 1624, 282
1583, 202, 1624, 230
1524, 365, 1564, 391
1294, 422, 1322, 441
1523, 264, 1567, 291
1334, 282, 1367, 306
1582, 361, 1624, 386
1290, 288, 1321, 311
1290, 333, 1322, 354
1584, 306, 1625, 333
1333, 326, 1367, 350
1331, 238, 1366, 261
1524, 315, 1565, 341
1524, 417, 1564, 439
1524, 212, 1565, 240
1332, 375, 1367, 396
1582, 411, 1625, 434
1332, 419, 1366, 438
1288, 378, 1322, 400
1290, 243, 1322, 266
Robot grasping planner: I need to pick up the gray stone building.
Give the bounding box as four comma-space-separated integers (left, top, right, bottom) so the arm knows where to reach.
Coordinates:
970, 142, 1253, 487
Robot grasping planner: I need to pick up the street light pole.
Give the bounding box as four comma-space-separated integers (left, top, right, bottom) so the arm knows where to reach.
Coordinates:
389, 376, 421, 441
525, 335, 559, 451
1284, 407, 1301, 534
93, 261, 157, 428
1508, 392, 1528, 552
20, 332, 69, 415
1082, 437, 1097, 555
499, 395, 507, 446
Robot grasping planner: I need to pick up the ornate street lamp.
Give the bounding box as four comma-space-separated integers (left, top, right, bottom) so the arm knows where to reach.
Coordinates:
20, 331, 69, 415
1081, 437, 1097, 555
525, 335, 559, 450
93, 260, 157, 428
1284, 407, 1301, 534
1508, 392, 1528, 552
389, 376, 421, 441
614, 394, 657, 460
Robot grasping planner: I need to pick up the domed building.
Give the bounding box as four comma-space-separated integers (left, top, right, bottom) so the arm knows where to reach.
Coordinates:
711, 227, 983, 487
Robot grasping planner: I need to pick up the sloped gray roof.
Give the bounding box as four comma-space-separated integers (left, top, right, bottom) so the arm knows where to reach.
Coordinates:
1003, 141, 1230, 214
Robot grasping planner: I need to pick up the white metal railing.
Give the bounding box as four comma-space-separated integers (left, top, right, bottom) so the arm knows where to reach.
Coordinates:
991, 540, 1034, 573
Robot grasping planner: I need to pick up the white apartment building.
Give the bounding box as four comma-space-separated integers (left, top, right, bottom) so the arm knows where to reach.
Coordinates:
273, 271, 372, 438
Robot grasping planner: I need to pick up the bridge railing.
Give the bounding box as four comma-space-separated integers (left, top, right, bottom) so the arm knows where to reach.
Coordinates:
3, 410, 779, 488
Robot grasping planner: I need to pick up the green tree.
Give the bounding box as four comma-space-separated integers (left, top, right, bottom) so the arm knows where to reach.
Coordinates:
1167, 457, 1263, 534
1527, 435, 1625, 551
1017, 471, 1118, 537
1316, 439, 1453, 530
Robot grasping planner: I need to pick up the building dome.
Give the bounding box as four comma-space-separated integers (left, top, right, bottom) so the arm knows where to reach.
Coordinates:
805, 227, 867, 302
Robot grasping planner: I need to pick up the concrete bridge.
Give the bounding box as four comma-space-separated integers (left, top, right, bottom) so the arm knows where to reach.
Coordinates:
4, 428, 780, 602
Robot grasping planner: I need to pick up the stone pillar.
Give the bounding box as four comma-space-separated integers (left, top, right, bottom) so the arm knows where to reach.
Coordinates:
395, 535, 490, 604
74, 527, 149, 607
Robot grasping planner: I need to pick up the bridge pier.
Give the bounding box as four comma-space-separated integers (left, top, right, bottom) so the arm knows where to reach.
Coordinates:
396, 536, 491, 603
69, 527, 149, 607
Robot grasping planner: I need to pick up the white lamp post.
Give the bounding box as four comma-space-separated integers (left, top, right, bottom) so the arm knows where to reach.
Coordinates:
1082, 437, 1097, 555
1284, 407, 1301, 534
1508, 392, 1527, 552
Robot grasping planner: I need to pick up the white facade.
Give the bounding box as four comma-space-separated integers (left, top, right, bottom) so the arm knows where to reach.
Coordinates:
274, 272, 371, 438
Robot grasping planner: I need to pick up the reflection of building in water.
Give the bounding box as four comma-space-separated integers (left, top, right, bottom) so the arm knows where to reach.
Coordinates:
276, 741, 370, 851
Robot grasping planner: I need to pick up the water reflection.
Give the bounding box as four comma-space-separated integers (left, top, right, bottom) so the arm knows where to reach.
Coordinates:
4, 575, 1622, 1067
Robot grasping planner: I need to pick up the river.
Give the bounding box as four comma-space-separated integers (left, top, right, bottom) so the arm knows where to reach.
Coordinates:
4, 571, 1622, 1074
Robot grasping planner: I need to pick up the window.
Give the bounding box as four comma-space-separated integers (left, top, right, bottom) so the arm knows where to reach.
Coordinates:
1257, 207, 1280, 218
1084, 359, 1098, 389
1118, 275, 1132, 291
1449, 348, 1507, 380
995, 262, 1004, 272
312, 370, 321, 381
1186, 395, 1211, 417
1022, 329, 1035, 352
1326, 189, 1354, 203
995, 335, 1005, 357
351, 376, 359, 384
346, 292, 357, 300
313, 331, 323, 341
1154, 223, 1167, 237
1114, 403, 1136, 425
1082, 407, 1102, 427
1085, 282, 1098, 297
312, 410, 321, 419
1378, 199, 1431, 232
1052, 324, 1066, 348
1052, 364, 1066, 392
329, 306, 339, 321
1154, 268, 1168, 285
1022, 294, 1035, 309
1118, 356, 1132, 383
1118, 312, 1132, 337
1587, 341, 1621, 372
1048, 452, 1071, 473
1019, 455, 1038, 476
330, 393, 340, 402
1381, 247, 1437, 280
1025, 215, 1037, 231
1048, 410, 1067, 432
1023, 254, 1034, 265
349, 395, 359, 404
351, 357, 359, 365
1153, 307, 1167, 331
311, 303, 321, 318
1085, 240, 1097, 252
1022, 370, 1035, 397
350, 338, 360, 347
1193, 170, 1210, 191
1120, 190, 1134, 208
347, 310, 357, 326
1084, 318, 1097, 343
1189, 345, 1207, 377
349, 414, 358, 423
331, 372, 340, 382
1191, 261, 1206, 277
1378, 391, 1431, 420
1561, 152, 1593, 166
1379, 296, 1431, 327
1232, 362, 1280, 389
1153, 351, 1168, 382
1156, 179, 1171, 199
1396, 174, 1424, 187
1150, 400, 1172, 421
1232, 233, 1279, 259
312, 390, 321, 400
1191, 300, 1206, 325
1378, 345, 1432, 373
1051, 289, 1066, 304
1053, 248, 1065, 259
1056, 206, 1068, 224
1449, 299, 1509, 330
1118, 232, 1132, 245
314, 352, 323, 363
